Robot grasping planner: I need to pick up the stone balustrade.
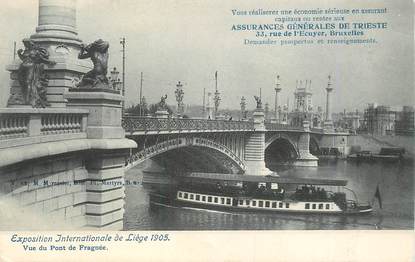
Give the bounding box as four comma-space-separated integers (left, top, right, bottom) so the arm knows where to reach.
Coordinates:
0, 108, 88, 149
0, 114, 28, 139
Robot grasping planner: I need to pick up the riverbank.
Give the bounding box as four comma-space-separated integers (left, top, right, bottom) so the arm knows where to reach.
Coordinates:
348, 134, 414, 159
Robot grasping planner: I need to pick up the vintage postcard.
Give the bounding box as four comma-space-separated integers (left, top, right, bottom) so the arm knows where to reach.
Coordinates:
0, 0, 413, 261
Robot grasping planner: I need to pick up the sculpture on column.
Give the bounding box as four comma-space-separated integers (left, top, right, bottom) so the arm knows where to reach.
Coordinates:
157, 94, 168, 110
254, 95, 262, 109
9, 38, 56, 108
77, 39, 110, 88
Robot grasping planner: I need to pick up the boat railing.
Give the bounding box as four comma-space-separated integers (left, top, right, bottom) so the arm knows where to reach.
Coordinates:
343, 187, 359, 205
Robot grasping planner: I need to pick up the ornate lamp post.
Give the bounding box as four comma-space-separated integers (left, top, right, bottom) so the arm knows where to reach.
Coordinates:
109, 67, 122, 90
175, 81, 185, 117
240, 96, 246, 120
120, 37, 126, 116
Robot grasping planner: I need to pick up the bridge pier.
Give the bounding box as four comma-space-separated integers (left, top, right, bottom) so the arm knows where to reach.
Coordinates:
66, 89, 136, 230
293, 121, 318, 167
83, 150, 127, 230
244, 108, 273, 176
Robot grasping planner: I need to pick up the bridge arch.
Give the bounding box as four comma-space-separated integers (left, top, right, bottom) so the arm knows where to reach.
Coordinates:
125, 137, 246, 172
265, 133, 299, 153
265, 133, 299, 163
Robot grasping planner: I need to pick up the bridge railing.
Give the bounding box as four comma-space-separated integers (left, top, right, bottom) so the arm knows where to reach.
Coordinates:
122, 116, 255, 133
0, 108, 88, 149
264, 122, 304, 131
310, 128, 324, 134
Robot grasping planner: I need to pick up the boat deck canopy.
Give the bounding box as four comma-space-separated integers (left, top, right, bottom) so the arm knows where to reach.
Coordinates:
182, 172, 348, 186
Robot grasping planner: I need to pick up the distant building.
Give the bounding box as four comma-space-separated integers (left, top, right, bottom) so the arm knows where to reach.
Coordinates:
362, 103, 414, 136
334, 109, 361, 132
395, 106, 415, 135
288, 80, 323, 128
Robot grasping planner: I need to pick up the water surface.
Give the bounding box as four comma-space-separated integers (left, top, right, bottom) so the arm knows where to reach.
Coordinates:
124, 160, 414, 230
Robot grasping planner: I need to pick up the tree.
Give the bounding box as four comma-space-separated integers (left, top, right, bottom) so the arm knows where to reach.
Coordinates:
125, 103, 148, 116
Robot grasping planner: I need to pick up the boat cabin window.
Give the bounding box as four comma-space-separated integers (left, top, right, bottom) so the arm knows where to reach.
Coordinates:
202, 196, 206, 202
208, 196, 212, 202
312, 204, 316, 209
239, 200, 243, 205
279, 202, 283, 208
252, 200, 256, 206
319, 204, 323, 209
272, 202, 277, 208
184, 193, 188, 199
226, 198, 231, 205
259, 201, 264, 207
214, 197, 218, 203
189, 194, 194, 200
196, 195, 200, 201
221, 198, 225, 204
246, 200, 250, 205
305, 203, 310, 209
285, 203, 290, 208
178, 192, 182, 198
265, 201, 270, 208
325, 204, 330, 209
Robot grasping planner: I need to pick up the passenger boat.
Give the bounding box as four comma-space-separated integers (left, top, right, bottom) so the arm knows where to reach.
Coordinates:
149, 173, 373, 215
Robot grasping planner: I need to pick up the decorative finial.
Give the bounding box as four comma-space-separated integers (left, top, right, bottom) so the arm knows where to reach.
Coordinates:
275, 75, 281, 92
326, 75, 333, 91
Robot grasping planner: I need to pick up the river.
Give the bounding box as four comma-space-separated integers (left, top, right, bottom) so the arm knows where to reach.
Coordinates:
123, 160, 414, 230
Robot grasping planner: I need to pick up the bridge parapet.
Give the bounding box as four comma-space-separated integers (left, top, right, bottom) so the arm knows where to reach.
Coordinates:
264, 122, 303, 131
0, 108, 88, 149
122, 116, 254, 134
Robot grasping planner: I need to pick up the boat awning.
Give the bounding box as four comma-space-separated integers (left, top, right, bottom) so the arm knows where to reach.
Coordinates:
182, 172, 348, 186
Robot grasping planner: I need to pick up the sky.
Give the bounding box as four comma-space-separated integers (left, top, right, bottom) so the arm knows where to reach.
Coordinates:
0, 0, 413, 112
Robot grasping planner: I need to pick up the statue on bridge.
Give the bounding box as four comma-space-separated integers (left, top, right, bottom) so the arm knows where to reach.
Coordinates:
10, 38, 56, 108
254, 95, 262, 109
157, 94, 168, 110
76, 39, 110, 88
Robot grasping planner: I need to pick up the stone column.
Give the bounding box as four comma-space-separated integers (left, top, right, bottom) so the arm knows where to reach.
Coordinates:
66, 89, 136, 230
293, 120, 318, 167
244, 108, 273, 176
33, 0, 80, 43
324, 75, 334, 130
274, 75, 281, 123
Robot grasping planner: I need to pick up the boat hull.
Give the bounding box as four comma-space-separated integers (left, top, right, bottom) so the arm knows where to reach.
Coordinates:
149, 191, 373, 215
